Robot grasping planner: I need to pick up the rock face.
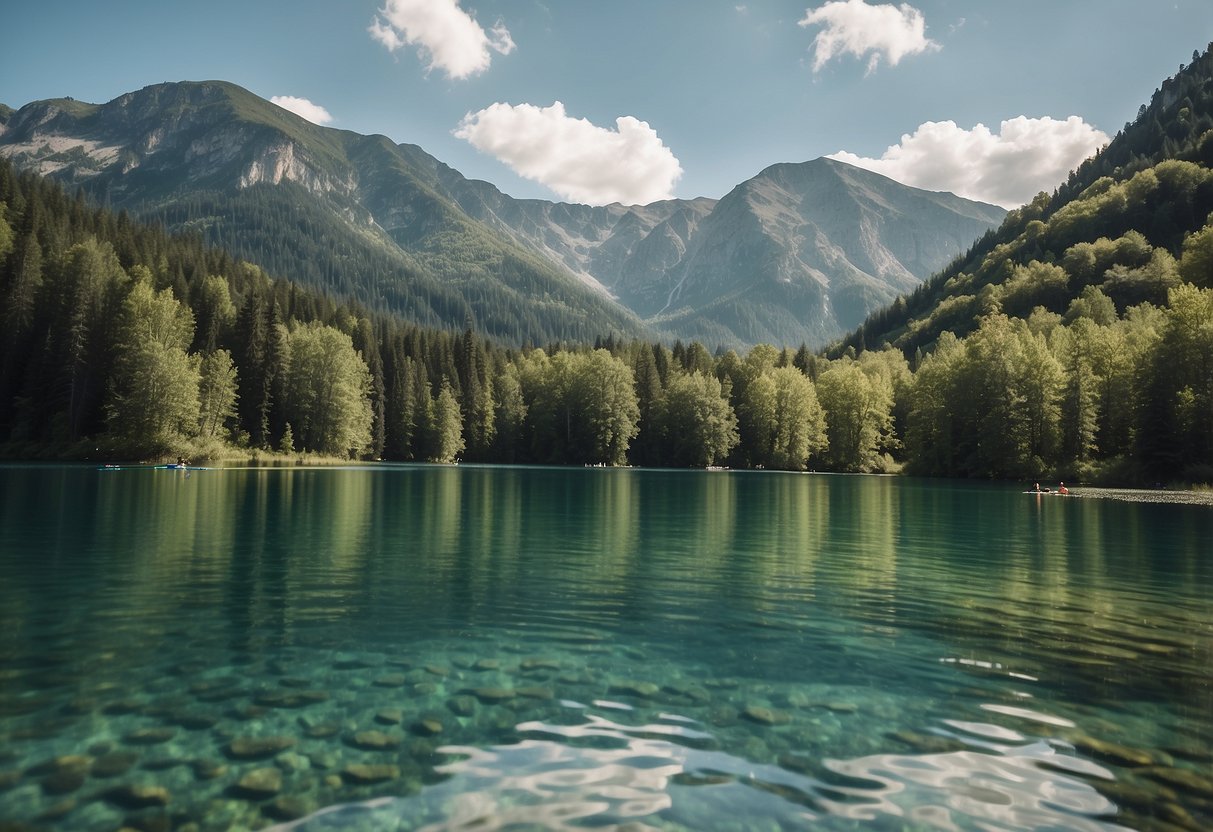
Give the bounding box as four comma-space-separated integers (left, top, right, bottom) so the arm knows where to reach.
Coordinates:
0, 81, 1004, 348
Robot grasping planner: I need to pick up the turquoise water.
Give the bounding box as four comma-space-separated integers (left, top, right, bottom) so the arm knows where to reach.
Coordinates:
0, 465, 1210, 831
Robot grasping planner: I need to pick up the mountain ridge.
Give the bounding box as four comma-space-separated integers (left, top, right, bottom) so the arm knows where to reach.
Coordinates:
0, 80, 1004, 348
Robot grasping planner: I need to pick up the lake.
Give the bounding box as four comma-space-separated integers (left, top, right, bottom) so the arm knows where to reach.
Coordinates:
0, 464, 1210, 831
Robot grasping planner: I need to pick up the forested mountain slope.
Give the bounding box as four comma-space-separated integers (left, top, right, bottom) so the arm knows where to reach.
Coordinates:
834, 44, 1213, 355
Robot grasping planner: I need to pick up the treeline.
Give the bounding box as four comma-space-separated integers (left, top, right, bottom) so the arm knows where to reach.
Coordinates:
2, 157, 1212, 483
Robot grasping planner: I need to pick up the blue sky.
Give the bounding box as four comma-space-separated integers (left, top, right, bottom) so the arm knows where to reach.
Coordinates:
3, 1, 1212, 208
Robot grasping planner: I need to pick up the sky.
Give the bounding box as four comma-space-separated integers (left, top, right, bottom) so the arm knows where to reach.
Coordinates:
3, 1, 1212, 209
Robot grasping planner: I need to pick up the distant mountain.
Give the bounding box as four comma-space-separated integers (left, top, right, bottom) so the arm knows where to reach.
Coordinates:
832, 43, 1213, 356
0, 81, 1004, 348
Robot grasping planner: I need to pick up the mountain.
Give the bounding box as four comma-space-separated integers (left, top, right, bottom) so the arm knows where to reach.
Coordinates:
832, 43, 1213, 357
0, 80, 1004, 348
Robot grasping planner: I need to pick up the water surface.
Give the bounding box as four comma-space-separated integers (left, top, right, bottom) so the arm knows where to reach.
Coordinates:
0, 465, 1210, 831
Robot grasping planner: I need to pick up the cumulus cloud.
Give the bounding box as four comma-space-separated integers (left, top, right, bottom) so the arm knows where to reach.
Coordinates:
369, 0, 514, 80
828, 116, 1110, 208
799, 0, 939, 74
454, 102, 683, 206
270, 96, 333, 125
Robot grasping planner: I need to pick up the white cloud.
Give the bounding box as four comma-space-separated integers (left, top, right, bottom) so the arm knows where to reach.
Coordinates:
270, 96, 333, 125
828, 116, 1110, 208
369, 0, 514, 80
454, 102, 683, 206
799, 0, 939, 74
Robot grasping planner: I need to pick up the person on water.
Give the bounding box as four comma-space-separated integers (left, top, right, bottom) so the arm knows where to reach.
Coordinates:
1057, 482, 1069, 495
176, 456, 189, 468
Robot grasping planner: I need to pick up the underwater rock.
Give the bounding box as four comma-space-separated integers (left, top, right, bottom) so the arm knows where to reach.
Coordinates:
350, 730, 402, 750
375, 709, 404, 725
303, 722, 342, 739
173, 712, 219, 731
1142, 766, 1213, 799
253, 690, 329, 708
35, 797, 76, 820
473, 659, 501, 671
123, 727, 176, 745
889, 730, 968, 754
102, 699, 143, 715
27, 755, 92, 777
92, 752, 139, 778
608, 681, 659, 698
225, 736, 296, 760
308, 752, 338, 770
413, 682, 438, 696
516, 686, 554, 701
228, 704, 268, 721
520, 658, 561, 672
41, 770, 86, 795
372, 674, 406, 688
191, 760, 228, 780
265, 795, 313, 821
0, 769, 21, 790
447, 696, 476, 716
424, 665, 451, 678
104, 783, 172, 809
1071, 734, 1158, 768
742, 705, 791, 726
341, 764, 400, 785
276, 752, 310, 772
413, 718, 444, 736
333, 658, 375, 671
233, 767, 282, 799
470, 688, 515, 704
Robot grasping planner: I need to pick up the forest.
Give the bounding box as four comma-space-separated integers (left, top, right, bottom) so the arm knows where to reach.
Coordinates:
2, 48, 1213, 484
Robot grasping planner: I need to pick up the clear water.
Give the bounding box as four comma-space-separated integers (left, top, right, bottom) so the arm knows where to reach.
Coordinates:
0, 464, 1210, 832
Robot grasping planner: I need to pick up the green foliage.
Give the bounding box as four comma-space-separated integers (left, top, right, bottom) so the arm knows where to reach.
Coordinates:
197, 349, 238, 439
657, 372, 738, 467
282, 322, 373, 457
107, 281, 201, 446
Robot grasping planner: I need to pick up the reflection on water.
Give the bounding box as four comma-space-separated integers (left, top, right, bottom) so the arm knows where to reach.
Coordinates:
0, 465, 1210, 831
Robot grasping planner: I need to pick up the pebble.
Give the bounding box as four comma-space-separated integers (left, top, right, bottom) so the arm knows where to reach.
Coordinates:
27, 755, 92, 777
414, 719, 444, 736
372, 674, 406, 688
424, 665, 451, 678
234, 767, 282, 799
350, 730, 402, 750
253, 690, 329, 708
341, 764, 400, 784
1071, 734, 1157, 768
520, 658, 561, 672
41, 770, 86, 795
104, 783, 172, 809
471, 687, 515, 704
1142, 766, 1213, 799
225, 736, 297, 760
742, 705, 791, 726
375, 709, 404, 725
304, 722, 342, 739
473, 659, 500, 671
123, 727, 176, 746
191, 760, 228, 780
516, 686, 555, 700
608, 681, 659, 698
265, 796, 312, 821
